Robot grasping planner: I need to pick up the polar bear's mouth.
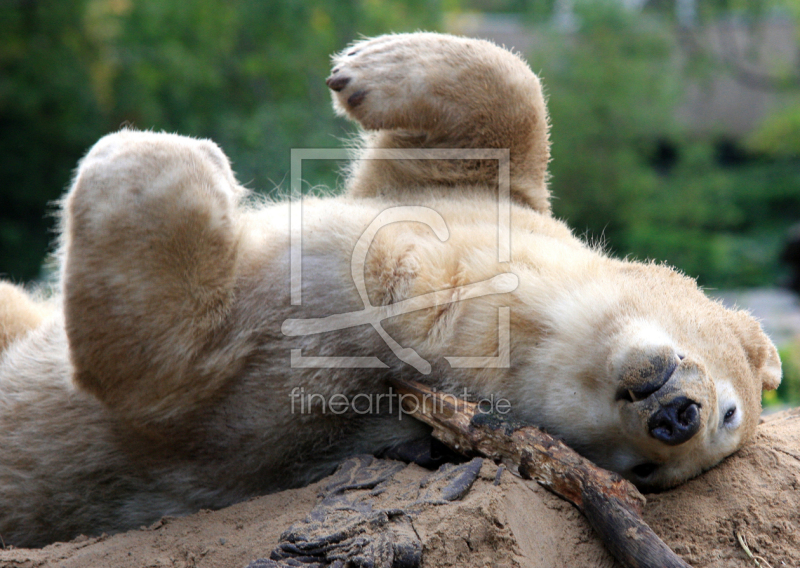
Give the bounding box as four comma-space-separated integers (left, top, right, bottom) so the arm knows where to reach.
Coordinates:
631, 462, 659, 479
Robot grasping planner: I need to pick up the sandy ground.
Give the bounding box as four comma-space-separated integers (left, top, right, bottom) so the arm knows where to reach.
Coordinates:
1, 407, 797, 568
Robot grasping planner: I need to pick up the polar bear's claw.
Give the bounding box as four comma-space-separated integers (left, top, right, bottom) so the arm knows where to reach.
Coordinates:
325, 74, 349, 92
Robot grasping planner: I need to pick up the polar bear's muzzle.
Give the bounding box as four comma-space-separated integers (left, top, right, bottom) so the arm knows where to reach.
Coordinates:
616, 347, 707, 446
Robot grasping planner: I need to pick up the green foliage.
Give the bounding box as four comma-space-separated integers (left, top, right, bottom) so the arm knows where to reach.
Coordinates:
528, 1, 800, 288
1, 0, 107, 281
749, 104, 800, 157
766, 341, 800, 407
0, 0, 443, 281
623, 147, 800, 288
2, 0, 800, 292
529, 2, 676, 249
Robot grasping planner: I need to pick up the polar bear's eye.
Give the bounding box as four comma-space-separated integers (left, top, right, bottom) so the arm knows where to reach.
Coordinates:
724, 406, 736, 423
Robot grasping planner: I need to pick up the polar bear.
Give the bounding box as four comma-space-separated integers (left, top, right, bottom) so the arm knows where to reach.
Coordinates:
0, 33, 781, 547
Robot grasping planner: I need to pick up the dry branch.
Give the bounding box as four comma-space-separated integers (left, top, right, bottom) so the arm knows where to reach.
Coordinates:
389, 377, 692, 568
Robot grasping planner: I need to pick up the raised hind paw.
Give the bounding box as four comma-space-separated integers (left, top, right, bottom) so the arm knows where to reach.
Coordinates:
62, 130, 247, 428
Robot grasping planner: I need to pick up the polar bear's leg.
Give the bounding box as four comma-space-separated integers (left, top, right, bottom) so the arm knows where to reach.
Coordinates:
0, 282, 50, 354
61, 130, 246, 428
327, 33, 551, 212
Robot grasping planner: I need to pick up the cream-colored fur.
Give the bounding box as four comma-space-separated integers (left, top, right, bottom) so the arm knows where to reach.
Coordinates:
0, 33, 780, 547
0, 282, 52, 352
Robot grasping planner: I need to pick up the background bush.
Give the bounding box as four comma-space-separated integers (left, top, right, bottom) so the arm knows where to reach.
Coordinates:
0, 0, 441, 280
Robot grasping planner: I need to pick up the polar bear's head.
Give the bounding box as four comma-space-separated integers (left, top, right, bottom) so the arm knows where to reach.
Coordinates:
604, 312, 779, 489
512, 261, 782, 490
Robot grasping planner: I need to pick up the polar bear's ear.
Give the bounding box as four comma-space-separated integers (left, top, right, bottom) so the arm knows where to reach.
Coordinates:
734, 311, 782, 391
759, 342, 782, 391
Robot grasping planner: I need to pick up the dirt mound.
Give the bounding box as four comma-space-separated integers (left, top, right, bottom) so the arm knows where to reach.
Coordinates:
1, 408, 798, 568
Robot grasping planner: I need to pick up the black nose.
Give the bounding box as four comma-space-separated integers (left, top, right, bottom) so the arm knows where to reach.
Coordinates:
648, 396, 701, 445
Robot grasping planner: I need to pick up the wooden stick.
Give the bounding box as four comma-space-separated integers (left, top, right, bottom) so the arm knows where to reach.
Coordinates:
390, 378, 692, 568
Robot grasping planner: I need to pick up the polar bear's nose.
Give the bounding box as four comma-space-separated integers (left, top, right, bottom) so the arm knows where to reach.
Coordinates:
647, 396, 701, 445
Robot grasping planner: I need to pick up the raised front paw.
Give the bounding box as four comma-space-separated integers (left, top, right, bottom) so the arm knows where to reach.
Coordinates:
326, 33, 475, 131
327, 35, 405, 130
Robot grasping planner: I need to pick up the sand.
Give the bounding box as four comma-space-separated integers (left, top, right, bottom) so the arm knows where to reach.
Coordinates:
1, 407, 798, 568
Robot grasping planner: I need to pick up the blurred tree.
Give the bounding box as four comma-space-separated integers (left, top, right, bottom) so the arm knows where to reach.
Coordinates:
525, 0, 800, 287
527, 1, 679, 255
0, 0, 443, 282
1, 0, 105, 282
3, 0, 800, 289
